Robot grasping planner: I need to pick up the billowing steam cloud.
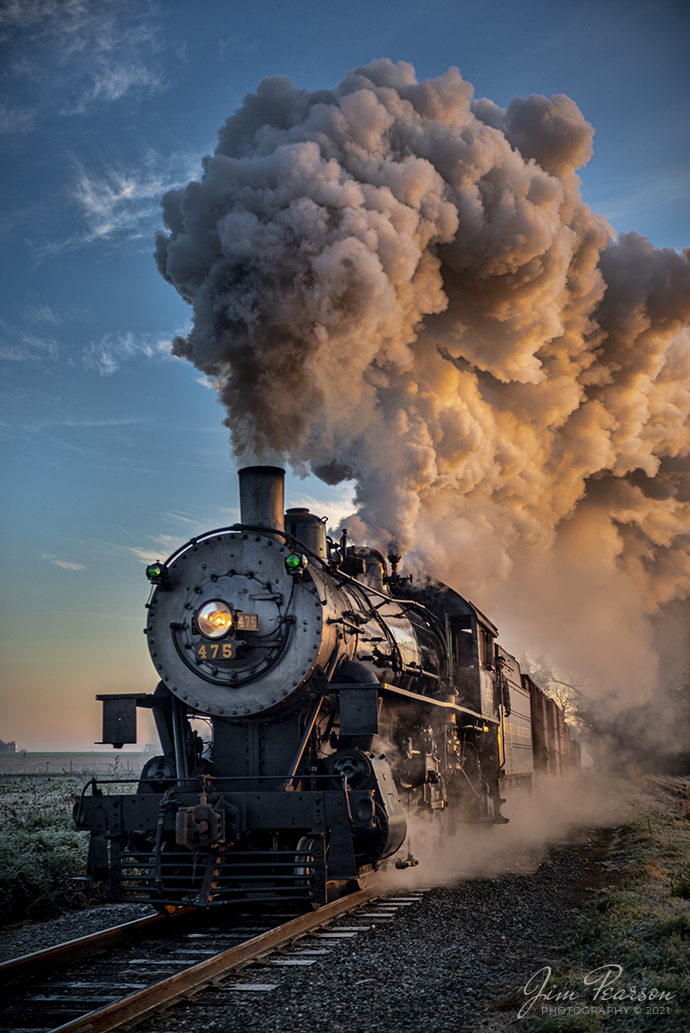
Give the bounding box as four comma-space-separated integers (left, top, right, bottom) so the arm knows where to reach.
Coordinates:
155, 60, 690, 703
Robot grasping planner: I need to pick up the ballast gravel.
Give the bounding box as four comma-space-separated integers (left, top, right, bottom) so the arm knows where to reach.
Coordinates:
0, 903, 157, 963
135, 835, 601, 1033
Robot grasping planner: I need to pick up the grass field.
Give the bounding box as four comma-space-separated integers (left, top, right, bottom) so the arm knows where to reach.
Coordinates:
517, 778, 690, 1033
0, 753, 148, 923
0, 752, 150, 776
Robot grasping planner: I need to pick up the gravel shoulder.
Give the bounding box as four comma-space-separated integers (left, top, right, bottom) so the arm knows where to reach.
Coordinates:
0, 903, 158, 962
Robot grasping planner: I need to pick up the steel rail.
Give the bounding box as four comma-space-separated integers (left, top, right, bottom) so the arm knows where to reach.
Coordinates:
0, 910, 189, 988
50, 887, 378, 1033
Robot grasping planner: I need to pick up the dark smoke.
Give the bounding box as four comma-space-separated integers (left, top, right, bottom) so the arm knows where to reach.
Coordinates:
154, 60, 690, 707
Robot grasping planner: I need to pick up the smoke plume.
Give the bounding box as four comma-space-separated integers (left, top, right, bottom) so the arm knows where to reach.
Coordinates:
154, 60, 690, 704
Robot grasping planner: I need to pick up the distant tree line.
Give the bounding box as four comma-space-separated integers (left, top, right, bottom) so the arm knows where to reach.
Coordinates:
0, 740, 17, 753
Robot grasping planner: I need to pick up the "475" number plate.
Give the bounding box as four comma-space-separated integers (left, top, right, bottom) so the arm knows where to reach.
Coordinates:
196, 641, 235, 661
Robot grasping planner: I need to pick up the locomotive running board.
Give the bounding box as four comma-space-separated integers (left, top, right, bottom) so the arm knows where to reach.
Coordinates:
375, 682, 498, 724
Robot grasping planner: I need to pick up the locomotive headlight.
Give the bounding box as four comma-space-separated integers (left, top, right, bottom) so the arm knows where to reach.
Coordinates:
197, 600, 234, 639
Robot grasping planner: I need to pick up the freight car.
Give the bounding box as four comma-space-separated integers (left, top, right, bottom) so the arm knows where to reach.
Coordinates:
75, 466, 580, 908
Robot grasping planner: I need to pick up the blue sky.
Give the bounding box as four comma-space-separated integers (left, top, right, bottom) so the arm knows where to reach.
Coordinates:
1, 0, 688, 749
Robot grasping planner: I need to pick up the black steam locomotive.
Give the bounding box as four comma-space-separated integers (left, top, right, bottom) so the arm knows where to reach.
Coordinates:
75, 467, 579, 908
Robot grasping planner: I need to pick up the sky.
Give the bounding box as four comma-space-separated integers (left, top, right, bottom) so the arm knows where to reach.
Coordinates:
1, 0, 688, 750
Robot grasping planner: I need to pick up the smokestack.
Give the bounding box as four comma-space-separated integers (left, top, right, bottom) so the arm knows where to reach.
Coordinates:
238, 466, 285, 537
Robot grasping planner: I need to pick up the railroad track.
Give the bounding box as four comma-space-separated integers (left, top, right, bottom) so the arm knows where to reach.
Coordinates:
0, 889, 425, 1032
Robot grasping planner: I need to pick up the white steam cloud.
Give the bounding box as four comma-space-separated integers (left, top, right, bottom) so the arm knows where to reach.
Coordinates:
154, 60, 690, 704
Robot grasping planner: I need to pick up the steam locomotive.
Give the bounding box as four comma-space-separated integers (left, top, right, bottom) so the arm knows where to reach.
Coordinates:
75, 466, 580, 908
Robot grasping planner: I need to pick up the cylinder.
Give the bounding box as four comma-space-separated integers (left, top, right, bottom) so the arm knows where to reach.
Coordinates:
238, 466, 285, 537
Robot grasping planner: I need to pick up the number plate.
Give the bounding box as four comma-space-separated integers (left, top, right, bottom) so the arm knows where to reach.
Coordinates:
236, 612, 259, 631
196, 641, 236, 662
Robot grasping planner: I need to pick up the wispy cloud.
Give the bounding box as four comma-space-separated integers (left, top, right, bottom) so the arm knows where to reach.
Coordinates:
195, 375, 221, 391
61, 58, 163, 117
151, 534, 186, 550
0, 301, 190, 372
42, 552, 86, 570
27, 305, 62, 326
75, 152, 189, 238
163, 511, 208, 529
0, 331, 59, 361
124, 532, 186, 564
0, 312, 181, 372
0, 100, 35, 134
10, 416, 149, 433
81, 330, 174, 374
0, 0, 166, 129
127, 545, 167, 564
218, 34, 258, 58
33, 149, 202, 259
